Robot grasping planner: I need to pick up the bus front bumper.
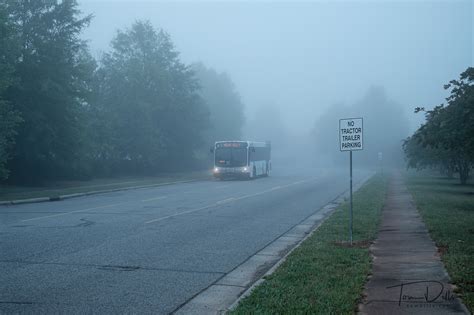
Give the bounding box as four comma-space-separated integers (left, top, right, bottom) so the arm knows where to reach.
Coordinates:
213, 167, 250, 179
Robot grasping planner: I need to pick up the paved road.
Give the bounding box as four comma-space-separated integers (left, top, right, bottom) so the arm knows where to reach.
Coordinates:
0, 167, 372, 314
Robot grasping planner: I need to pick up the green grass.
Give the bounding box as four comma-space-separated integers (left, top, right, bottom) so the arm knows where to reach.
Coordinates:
0, 171, 209, 201
231, 174, 388, 314
405, 173, 474, 312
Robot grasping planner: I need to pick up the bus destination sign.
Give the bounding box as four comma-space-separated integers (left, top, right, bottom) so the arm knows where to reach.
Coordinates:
216, 142, 247, 148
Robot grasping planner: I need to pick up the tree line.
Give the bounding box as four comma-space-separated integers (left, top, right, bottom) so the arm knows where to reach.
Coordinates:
311, 86, 409, 168
0, 0, 244, 184
403, 67, 474, 184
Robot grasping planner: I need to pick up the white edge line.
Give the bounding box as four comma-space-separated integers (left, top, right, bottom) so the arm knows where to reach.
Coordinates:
145, 205, 212, 224
141, 196, 168, 202
21, 203, 123, 222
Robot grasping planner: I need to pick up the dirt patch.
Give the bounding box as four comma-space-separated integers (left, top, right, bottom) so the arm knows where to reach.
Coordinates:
332, 240, 371, 248
251, 261, 276, 283
437, 244, 449, 256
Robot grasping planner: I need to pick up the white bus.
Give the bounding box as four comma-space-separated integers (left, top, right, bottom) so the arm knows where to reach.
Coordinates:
211, 141, 271, 179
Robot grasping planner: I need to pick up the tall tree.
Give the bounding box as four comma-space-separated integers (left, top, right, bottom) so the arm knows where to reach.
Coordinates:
191, 62, 244, 145
0, 3, 22, 180
94, 21, 208, 174
245, 102, 288, 147
440, 67, 474, 183
4, 0, 93, 183
403, 131, 456, 178
405, 67, 474, 184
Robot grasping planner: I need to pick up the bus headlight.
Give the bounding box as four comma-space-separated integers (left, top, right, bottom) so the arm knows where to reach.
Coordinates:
214, 167, 219, 173
242, 167, 248, 172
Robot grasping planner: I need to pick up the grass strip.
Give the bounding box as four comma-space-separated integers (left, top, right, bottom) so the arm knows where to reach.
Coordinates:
405, 174, 474, 312
0, 171, 209, 201
231, 174, 387, 314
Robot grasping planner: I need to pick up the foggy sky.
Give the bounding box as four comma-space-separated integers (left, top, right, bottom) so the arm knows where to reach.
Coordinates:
79, 0, 473, 135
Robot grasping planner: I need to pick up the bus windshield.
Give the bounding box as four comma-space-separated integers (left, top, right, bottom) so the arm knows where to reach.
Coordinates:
215, 147, 248, 167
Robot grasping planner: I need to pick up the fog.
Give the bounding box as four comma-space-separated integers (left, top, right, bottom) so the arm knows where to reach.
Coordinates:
78, 0, 472, 168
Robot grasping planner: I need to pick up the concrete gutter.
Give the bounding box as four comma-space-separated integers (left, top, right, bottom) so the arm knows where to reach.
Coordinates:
0, 197, 50, 206
0, 178, 204, 206
173, 172, 375, 315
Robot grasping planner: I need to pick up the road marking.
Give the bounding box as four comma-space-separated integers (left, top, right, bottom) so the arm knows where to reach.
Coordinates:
21, 203, 124, 222
141, 196, 167, 202
216, 197, 236, 205
17, 179, 197, 195
145, 178, 316, 224
145, 205, 213, 224
182, 184, 231, 194
214, 184, 232, 189
290, 180, 309, 186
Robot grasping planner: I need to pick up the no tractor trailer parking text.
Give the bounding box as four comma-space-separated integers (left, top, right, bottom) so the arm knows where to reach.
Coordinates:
340, 127, 362, 134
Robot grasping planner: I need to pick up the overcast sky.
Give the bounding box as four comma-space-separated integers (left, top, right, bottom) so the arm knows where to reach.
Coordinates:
78, 0, 473, 134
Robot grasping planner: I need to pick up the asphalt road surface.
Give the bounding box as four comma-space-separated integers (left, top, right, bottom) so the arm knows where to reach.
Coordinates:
0, 167, 372, 314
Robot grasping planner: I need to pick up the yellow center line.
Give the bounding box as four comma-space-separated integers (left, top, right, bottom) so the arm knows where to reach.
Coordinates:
141, 196, 168, 202
21, 203, 124, 222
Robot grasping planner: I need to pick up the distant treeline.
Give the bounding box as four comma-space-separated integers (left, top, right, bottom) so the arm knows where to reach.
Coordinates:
311, 86, 409, 168
0, 1, 244, 184
403, 67, 474, 184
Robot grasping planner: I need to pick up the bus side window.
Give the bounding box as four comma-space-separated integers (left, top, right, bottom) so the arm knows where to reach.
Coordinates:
250, 147, 256, 161
249, 147, 270, 162
255, 147, 262, 161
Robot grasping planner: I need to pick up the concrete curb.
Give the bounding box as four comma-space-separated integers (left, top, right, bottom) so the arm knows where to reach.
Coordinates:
0, 178, 205, 206
173, 172, 375, 315
0, 197, 50, 206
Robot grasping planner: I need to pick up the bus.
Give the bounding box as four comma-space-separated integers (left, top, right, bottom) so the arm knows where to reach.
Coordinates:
211, 141, 271, 179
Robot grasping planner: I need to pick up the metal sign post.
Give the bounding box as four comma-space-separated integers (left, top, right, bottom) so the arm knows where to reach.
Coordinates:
378, 152, 383, 175
350, 150, 353, 244
339, 118, 364, 245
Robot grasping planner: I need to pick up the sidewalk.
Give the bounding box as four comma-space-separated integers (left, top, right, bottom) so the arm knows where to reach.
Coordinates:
359, 173, 469, 314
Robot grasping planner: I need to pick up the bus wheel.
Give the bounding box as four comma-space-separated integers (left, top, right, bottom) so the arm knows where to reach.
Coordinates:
252, 167, 256, 179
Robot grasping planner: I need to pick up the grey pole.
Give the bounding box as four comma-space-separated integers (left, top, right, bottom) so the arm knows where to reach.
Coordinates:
350, 150, 353, 246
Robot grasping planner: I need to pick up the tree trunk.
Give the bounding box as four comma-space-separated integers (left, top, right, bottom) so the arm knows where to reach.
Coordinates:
447, 164, 456, 179
447, 169, 454, 179
458, 161, 470, 185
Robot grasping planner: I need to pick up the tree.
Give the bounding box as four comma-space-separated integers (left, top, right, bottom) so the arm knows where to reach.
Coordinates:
191, 62, 244, 144
404, 67, 474, 184
403, 131, 456, 178
4, 0, 93, 183
93, 21, 208, 175
246, 102, 289, 147
440, 68, 474, 183
0, 3, 22, 180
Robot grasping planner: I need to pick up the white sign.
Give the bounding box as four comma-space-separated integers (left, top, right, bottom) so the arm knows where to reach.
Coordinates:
339, 118, 363, 151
